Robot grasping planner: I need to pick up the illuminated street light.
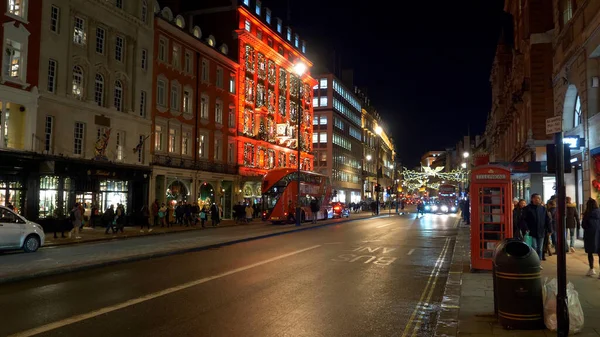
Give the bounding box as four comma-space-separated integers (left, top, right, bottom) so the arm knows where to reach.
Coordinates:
375, 125, 383, 135
293, 60, 306, 227
463, 151, 470, 158
366, 154, 372, 161
461, 162, 467, 169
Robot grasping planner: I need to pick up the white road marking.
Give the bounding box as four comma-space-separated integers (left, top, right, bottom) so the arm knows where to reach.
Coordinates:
9, 245, 322, 337
407, 249, 415, 255
362, 240, 382, 243
324, 242, 343, 245
376, 223, 393, 228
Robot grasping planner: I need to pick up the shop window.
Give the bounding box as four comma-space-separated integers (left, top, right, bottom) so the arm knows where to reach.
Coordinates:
99, 180, 128, 213
0, 181, 23, 213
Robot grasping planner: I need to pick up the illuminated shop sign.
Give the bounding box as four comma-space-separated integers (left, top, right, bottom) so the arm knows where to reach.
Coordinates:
563, 136, 584, 149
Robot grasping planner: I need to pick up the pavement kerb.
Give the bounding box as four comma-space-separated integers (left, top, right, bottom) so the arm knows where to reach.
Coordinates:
434, 215, 469, 337
0, 213, 398, 285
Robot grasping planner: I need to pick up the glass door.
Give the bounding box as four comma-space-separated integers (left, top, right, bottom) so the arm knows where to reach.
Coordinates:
477, 185, 507, 259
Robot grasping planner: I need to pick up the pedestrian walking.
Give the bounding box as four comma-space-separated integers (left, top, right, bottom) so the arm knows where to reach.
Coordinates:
70, 203, 82, 239
159, 203, 167, 227
566, 196, 580, 252
544, 200, 557, 259
210, 203, 220, 226
140, 205, 151, 232
582, 198, 600, 277
519, 193, 551, 265
104, 205, 116, 234
310, 198, 319, 224
245, 203, 253, 223
512, 199, 526, 240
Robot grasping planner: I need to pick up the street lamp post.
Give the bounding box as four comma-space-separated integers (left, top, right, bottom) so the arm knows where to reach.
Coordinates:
293, 61, 307, 227
363, 154, 372, 201
375, 125, 382, 215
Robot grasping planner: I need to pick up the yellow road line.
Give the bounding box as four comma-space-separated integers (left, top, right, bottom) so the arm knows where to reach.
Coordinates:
400, 237, 451, 337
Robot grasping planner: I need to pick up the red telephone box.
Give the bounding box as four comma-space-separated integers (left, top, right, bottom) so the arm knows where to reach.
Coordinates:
469, 165, 513, 271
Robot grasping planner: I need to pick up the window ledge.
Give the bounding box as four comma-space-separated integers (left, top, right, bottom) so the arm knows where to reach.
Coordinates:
5, 12, 28, 24
170, 109, 182, 116
156, 105, 168, 113
1, 76, 31, 89
182, 112, 193, 120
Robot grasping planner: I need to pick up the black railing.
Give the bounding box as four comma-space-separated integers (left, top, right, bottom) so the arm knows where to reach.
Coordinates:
152, 154, 238, 175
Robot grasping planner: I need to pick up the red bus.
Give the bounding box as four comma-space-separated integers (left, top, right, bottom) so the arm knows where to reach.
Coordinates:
261, 168, 334, 223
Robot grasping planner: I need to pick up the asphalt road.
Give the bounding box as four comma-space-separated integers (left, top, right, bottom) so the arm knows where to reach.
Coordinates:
1, 212, 459, 337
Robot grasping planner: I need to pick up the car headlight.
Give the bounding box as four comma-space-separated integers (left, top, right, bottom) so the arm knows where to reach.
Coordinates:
451, 206, 456, 211
425, 205, 431, 210
441, 205, 449, 212
431, 205, 438, 211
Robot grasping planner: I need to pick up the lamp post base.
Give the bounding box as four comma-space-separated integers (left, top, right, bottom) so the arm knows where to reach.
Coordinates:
295, 207, 302, 226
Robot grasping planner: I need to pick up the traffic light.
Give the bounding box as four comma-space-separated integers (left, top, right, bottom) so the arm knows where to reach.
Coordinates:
375, 184, 381, 192
387, 186, 391, 194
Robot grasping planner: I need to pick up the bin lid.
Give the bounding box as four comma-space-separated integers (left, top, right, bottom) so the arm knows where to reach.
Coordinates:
494, 240, 540, 269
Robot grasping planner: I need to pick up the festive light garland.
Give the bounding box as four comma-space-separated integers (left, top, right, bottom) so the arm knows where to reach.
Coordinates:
402, 166, 467, 182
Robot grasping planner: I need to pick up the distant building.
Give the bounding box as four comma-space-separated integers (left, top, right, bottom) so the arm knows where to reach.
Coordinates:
421, 151, 444, 167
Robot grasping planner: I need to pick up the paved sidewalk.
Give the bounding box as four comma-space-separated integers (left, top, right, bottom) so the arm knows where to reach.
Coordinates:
0, 211, 397, 284
435, 223, 600, 336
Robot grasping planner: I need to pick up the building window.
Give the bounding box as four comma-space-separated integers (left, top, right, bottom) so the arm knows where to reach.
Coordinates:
155, 125, 163, 151
172, 45, 180, 69
198, 134, 206, 158
4, 39, 22, 79
320, 78, 327, 89
302, 41, 306, 53
168, 128, 177, 153
228, 142, 234, 163
286, 27, 291, 41
140, 90, 147, 117
183, 89, 191, 114
312, 97, 318, 107
72, 66, 84, 99
215, 100, 223, 124
73, 122, 84, 155
44, 116, 53, 153
214, 138, 222, 161
158, 37, 167, 62
114, 80, 123, 111
319, 96, 328, 106
115, 36, 124, 62
244, 19, 251, 32
216, 67, 223, 88
267, 38, 273, 48
320, 116, 327, 125
137, 135, 144, 163
255, 0, 261, 15
574, 94, 582, 127
47, 59, 57, 93
243, 0, 249, 5
73, 16, 86, 45
182, 131, 190, 155
50, 5, 60, 33
141, 49, 148, 70
229, 76, 236, 93
170, 82, 180, 111
294, 34, 299, 48
8, 0, 25, 18
319, 132, 327, 143
266, 9, 271, 23
95, 27, 105, 54
116, 0, 122, 9
157, 79, 166, 106
116, 131, 124, 161
276, 18, 282, 33
201, 59, 209, 82
200, 95, 209, 119
94, 74, 104, 106
141, 0, 147, 23
184, 51, 192, 73
563, 0, 573, 25
228, 104, 236, 128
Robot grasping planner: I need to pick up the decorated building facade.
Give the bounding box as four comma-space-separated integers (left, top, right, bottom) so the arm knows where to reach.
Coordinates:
150, 5, 239, 219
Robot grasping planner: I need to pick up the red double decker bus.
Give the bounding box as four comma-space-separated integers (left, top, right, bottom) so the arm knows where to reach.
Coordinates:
261, 168, 334, 223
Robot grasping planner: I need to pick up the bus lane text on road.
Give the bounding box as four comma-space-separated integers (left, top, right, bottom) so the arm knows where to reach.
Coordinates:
331, 246, 398, 266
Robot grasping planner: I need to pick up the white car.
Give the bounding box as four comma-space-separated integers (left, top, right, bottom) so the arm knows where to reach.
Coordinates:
0, 206, 45, 252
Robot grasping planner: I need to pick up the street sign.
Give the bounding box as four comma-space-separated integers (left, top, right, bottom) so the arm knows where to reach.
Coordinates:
546, 116, 563, 134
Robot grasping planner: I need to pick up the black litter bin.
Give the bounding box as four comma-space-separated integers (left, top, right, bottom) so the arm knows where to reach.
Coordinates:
492, 238, 522, 317
494, 240, 544, 330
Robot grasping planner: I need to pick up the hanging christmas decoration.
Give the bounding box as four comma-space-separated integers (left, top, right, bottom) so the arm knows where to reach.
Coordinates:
278, 95, 286, 117
244, 77, 255, 104
256, 84, 266, 108
243, 143, 255, 166
290, 75, 299, 98
268, 60, 276, 86
244, 45, 255, 73
257, 53, 266, 80
243, 109, 255, 136
268, 89, 276, 115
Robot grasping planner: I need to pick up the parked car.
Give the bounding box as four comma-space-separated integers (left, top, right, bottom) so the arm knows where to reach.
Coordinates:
0, 206, 45, 252
331, 202, 350, 218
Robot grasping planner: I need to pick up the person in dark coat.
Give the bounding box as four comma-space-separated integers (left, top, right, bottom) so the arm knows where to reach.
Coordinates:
544, 200, 557, 259
566, 196, 580, 252
210, 203, 220, 227
582, 198, 600, 277
512, 199, 526, 240
519, 193, 552, 262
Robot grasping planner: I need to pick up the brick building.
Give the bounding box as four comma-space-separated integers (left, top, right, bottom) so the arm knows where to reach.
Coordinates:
485, 0, 555, 201
150, 5, 239, 219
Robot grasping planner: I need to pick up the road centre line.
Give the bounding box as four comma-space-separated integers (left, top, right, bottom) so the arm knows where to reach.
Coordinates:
407, 249, 415, 255
376, 223, 393, 228
9, 245, 322, 337
401, 237, 451, 337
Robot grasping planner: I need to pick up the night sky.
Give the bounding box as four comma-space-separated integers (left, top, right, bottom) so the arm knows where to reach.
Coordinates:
266, 0, 506, 166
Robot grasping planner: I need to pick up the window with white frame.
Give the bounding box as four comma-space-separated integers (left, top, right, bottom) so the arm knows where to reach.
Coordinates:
229, 75, 235, 93
95, 27, 105, 54
8, 0, 26, 18
116, 130, 124, 161
215, 100, 223, 124
50, 5, 60, 33
94, 73, 104, 106
183, 89, 191, 114
170, 82, 180, 111
172, 44, 180, 69
214, 137, 222, 161
319, 132, 327, 143
294, 34, 299, 47
141, 49, 148, 70
182, 131, 190, 155
184, 51, 192, 73
47, 59, 57, 93
244, 19, 251, 32
158, 37, 167, 61
320, 78, 327, 88
276, 18, 282, 33
72, 66, 84, 99
137, 135, 144, 163
44, 116, 53, 153
168, 127, 177, 153
198, 133, 207, 158
115, 36, 124, 62
228, 104, 235, 128
139, 90, 147, 117
266, 9, 271, 23
228, 142, 235, 163
319, 96, 328, 106
73, 122, 85, 155
201, 59, 209, 82
286, 27, 291, 41
4, 39, 22, 79
574, 94, 582, 127
141, 0, 147, 23
116, 0, 122, 9
200, 95, 209, 119
243, 0, 249, 5
73, 16, 86, 45
114, 80, 123, 111
155, 124, 163, 151
216, 67, 223, 88
255, 0, 261, 15
157, 79, 166, 106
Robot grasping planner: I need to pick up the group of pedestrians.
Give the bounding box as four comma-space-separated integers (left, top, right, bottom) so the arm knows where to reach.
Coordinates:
513, 193, 600, 276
